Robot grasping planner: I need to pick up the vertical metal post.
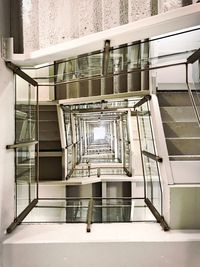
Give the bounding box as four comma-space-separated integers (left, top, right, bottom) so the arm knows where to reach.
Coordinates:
102, 40, 110, 76
136, 111, 147, 199
86, 198, 94, 232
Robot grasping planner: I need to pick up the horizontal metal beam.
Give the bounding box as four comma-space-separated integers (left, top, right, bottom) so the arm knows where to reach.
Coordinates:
6, 61, 38, 86
187, 48, 200, 64
7, 199, 38, 234
6, 141, 38, 149
38, 197, 144, 200
142, 150, 163, 162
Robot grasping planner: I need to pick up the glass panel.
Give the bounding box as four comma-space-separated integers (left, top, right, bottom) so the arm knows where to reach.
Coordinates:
15, 76, 37, 143
15, 75, 38, 217
64, 112, 72, 146
24, 198, 155, 223
22, 26, 200, 93
16, 144, 37, 215
143, 156, 162, 212
137, 100, 162, 214
67, 144, 73, 176
191, 60, 200, 121
138, 103, 154, 154
93, 199, 154, 222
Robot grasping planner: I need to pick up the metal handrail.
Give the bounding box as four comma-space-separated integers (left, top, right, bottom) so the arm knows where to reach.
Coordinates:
37, 62, 185, 87
6, 140, 38, 149
142, 150, 163, 162
187, 48, 200, 64
6, 61, 38, 87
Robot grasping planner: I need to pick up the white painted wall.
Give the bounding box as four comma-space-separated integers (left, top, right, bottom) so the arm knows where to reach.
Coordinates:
0, 1, 15, 267
0, 58, 15, 267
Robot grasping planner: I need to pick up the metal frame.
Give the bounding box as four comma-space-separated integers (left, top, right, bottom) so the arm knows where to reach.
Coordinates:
6, 141, 38, 149
6, 62, 39, 234
135, 101, 168, 230
7, 39, 200, 234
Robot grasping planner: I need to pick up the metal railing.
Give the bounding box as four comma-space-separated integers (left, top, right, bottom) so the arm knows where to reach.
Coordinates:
6, 63, 39, 233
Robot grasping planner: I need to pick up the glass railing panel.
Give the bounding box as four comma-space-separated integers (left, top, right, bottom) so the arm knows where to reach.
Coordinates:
93, 199, 155, 222
191, 60, 200, 123
150, 27, 200, 67
136, 100, 162, 215
22, 26, 200, 89
100, 167, 125, 175
64, 112, 72, 146
22, 198, 156, 224
16, 144, 37, 215
138, 103, 155, 154
15, 74, 38, 218
67, 145, 73, 176
81, 158, 119, 163
24, 199, 90, 223
71, 168, 98, 178
142, 156, 162, 213
15, 76, 37, 143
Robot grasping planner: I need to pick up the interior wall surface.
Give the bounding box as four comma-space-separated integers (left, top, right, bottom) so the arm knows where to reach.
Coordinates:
0, 0, 15, 266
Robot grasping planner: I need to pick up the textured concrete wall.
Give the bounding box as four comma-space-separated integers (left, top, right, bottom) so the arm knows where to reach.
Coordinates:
128, 0, 151, 22
22, 0, 197, 53
23, 0, 39, 52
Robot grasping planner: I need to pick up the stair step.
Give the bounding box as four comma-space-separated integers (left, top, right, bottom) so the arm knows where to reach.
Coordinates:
39, 141, 61, 151
39, 104, 57, 111
39, 111, 58, 120
157, 92, 192, 107
163, 122, 200, 138
39, 157, 62, 181
160, 107, 197, 122
166, 138, 200, 155
39, 151, 62, 157
39, 120, 59, 131
39, 130, 60, 141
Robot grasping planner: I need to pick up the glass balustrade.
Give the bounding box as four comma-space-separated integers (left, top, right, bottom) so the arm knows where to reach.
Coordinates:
22, 26, 200, 91
136, 100, 162, 215
15, 76, 38, 217
190, 58, 200, 124
23, 198, 155, 223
